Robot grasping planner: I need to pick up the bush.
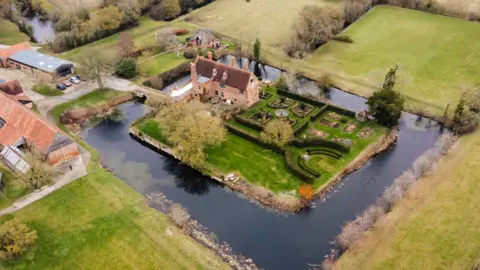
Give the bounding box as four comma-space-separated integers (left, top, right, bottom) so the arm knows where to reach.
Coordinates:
0, 219, 37, 260
293, 121, 309, 136
225, 123, 285, 154
310, 105, 329, 122
319, 75, 334, 91
307, 148, 342, 159
284, 150, 315, 183
275, 76, 289, 92
292, 138, 350, 153
277, 89, 326, 107
173, 28, 189, 35
328, 104, 356, 118
183, 47, 197, 59
115, 58, 137, 78
333, 35, 353, 43
234, 115, 264, 131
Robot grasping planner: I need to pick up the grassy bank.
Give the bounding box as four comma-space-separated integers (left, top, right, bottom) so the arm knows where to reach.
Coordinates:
0, 19, 30, 45
0, 166, 31, 209
0, 149, 227, 269
336, 132, 480, 269
32, 84, 64, 96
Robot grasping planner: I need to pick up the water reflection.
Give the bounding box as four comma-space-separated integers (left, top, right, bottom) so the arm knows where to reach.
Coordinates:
27, 16, 55, 44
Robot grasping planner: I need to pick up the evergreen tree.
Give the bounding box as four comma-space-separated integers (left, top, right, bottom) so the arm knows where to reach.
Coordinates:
366, 66, 405, 126
253, 38, 261, 62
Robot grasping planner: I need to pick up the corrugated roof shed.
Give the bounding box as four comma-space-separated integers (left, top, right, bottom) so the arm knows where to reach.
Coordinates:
9, 50, 73, 73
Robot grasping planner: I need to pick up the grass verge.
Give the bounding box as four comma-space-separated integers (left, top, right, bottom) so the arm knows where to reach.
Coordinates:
0, 19, 30, 45
0, 166, 31, 209
32, 84, 64, 96
336, 132, 480, 269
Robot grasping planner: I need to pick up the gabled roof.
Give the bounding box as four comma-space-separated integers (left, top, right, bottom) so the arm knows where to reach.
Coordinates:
9, 50, 73, 73
194, 56, 252, 91
0, 80, 23, 95
0, 42, 31, 61
0, 91, 64, 154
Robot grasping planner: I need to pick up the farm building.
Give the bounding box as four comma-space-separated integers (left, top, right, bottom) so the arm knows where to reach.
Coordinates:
170, 53, 259, 107
0, 91, 80, 166
0, 42, 32, 68
0, 80, 33, 109
7, 50, 74, 82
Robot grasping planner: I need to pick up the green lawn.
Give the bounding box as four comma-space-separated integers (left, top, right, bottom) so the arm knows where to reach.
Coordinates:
336, 131, 480, 269
136, 118, 170, 145
32, 84, 64, 96
0, 167, 31, 209
0, 148, 227, 269
305, 5, 480, 116
0, 19, 30, 45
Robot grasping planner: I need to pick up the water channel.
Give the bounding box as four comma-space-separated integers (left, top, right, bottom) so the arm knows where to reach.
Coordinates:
82, 59, 441, 269
26, 15, 55, 44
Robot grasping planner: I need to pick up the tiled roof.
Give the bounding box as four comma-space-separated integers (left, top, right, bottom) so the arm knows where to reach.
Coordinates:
194, 56, 252, 91
0, 80, 24, 95
0, 91, 61, 154
9, 50, 73, 73
0, 42, 31, 61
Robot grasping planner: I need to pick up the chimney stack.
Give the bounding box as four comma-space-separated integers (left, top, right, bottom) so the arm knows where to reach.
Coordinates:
231, 56, 236, 68
243, 59, 249, 71
207, 51, 213, 60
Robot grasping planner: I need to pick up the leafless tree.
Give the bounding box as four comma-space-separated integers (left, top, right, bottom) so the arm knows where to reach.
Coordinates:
169, 203, 190, 228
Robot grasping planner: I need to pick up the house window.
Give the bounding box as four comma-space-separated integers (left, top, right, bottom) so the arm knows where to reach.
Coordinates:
220, 92, 224, 97
0, 118, 5, 129
240, 89, 245, 95
215, 90, 219, 96
219, 83, 225, 88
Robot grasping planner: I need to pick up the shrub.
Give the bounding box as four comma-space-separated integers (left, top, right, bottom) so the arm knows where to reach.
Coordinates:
235, 115, 264, 131
435, 133, 456, 156
143, 61, 191, 90
333, 35, 353, 43
115, 58, 137, 78
319, 75, 334, 91
297, 155, 320, 177
275, 75, 289, 92
412, 149, 436, 178
261, 119, 294, 146
293, 121, 309, 136
0, 219, 37, 260
310, 105, 329, 121
292, 138, 350, 153
183, 48, 197, 59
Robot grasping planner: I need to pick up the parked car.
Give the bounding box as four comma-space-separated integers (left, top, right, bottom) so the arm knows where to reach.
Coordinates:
56, 83, 67, 90
69, 76, 80, 84
63, 80, 72, 87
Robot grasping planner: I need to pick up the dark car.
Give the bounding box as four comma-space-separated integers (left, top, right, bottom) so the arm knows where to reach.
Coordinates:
56, 83, 67, 91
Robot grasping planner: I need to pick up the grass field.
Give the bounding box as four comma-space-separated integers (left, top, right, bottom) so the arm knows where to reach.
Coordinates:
305, 6, 480, 116
0, 19, 30, 45
0, 147, 227, 269
187, 0, 341, 50
336, 131, 480, 269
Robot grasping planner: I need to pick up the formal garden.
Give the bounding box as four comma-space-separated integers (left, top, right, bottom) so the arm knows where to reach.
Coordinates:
136, 85, 388, 194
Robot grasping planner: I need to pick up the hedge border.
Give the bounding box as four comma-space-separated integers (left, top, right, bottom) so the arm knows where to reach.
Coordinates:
310, 105, 329, 122
292, 138, 350, 153
225, 123, 285, 155
307, 149, 342, 160
293, 121, 309, 137
284, 150, 314, 183
297, 156, 321, 177
235, 115, 264, 131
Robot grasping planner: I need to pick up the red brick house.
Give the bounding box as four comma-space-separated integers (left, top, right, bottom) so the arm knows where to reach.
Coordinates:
170, 53, 259, 107
0, 42, 31, 68
0, 91, 80, 166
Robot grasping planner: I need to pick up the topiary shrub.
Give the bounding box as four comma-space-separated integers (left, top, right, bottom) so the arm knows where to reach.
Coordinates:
183, 48, 197, 59
115, 58, 137, 78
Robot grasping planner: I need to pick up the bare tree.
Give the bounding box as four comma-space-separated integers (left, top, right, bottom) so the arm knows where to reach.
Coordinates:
78, 48, 115, 89
23, 150, 56, 189
157, 28, 180, 52
169, 203, 190, 228
118, 32, 136, 57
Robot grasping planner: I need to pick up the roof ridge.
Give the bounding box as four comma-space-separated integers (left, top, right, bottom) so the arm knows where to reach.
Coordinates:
196, 56, 253, 76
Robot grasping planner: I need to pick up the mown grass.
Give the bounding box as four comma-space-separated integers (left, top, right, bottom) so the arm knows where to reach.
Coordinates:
136, 118, 170, 145
0, 166, 31, 209
336, 131, 480, 270
32, 84, 64, 96
0, 152, 227, 269
0, 19, 30, 45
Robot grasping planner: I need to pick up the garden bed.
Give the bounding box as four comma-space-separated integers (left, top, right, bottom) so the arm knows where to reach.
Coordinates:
291, 103, 314, 118
267, 97, 294, 108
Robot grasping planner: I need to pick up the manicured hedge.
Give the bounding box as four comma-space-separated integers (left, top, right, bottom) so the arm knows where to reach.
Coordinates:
277, 89, 326, 107
292, 138, 350, 153
225, 123, 285, 155
293, 121, 309, 136
234, 115, 264, 131
284, 150, 314, 183
143, 61, 191, 90
310, 105, 329, 122
327, 104, 356, 118
297, 156, 321, 177
307, 149, 342, 159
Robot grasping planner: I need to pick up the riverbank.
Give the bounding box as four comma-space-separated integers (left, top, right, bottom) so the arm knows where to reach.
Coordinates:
129, 125, 398, 212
